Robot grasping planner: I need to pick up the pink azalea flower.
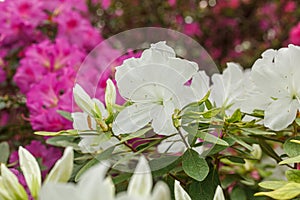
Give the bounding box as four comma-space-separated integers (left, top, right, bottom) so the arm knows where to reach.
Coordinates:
26, 73, 74, 131
41, 0, 88, 13
0, 67, 5, 84
289, 22, 300, 45
54, 11, 102, 50
183, 22, 202, 37
14, 39, 85, 93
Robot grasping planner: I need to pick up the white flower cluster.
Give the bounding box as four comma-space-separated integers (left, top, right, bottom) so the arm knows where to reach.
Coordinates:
72, 41, 300, 154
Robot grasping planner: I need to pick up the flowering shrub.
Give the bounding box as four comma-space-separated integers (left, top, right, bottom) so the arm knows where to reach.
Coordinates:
1, 0, 300, 200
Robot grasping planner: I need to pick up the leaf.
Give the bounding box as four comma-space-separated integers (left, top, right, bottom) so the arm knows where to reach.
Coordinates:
56, 110, 73, 121
182, 149, 209, 181
118, 127, 151, 143
283, 136, 300, 157
35, 129, 79, 136
295, 118, 300, 126
46, 135, 80, 150
255, 182, 300, 199
286, 170, 300, 183
223, 156, 245, 164
227, 109, 242, 123
279, 155, 300, 165
188, 164, 221, 200
258, 138, 282, 163
0, 142, 9, 164
241, 128, 276, 136
230, 186, 247, 200
228, 133, 253, 151
196, 131, 228, 146
258, 181, 288, 190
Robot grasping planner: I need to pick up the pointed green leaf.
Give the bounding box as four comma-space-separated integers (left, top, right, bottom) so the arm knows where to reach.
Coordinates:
279, 155, 300, 165
255, 182, 300, 199
258, 181, 288, 190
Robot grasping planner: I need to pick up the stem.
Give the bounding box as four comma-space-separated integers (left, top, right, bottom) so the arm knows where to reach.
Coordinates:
178, 128, 190, 149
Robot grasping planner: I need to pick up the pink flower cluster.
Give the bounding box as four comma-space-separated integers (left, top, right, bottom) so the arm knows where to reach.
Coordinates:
3, 0, 116, 131
14, 39, 84, 131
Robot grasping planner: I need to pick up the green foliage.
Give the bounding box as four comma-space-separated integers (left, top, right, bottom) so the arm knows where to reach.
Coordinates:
182, 149, 209, 181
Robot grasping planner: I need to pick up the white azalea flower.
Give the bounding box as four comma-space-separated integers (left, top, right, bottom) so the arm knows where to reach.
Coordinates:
243, 45, 300, 130
72, 83, 118, 153
211, 62, 250, 115
113, 41, 199, 135
40, 156, 171, 200
40, 163, 115, 200
0, 147, 73, 200
116, 156, 171, 200
213, 185, 225, 200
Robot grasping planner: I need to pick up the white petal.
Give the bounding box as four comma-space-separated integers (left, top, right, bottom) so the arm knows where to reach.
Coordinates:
39, 183, 80, 200
112, 103, 153, 135
0, 164, 28, 200
213, 185, 225, 200
45, 147, 73, 183
264, 98, 298, 131
19, 146, 41, 198
151, 181, 171, 200
151, 103, 177, 135
78, 162, 111, 199
0, 177, 13, 200
128, 156, 152, 197
105, 79, 117, 113
174, 180, 191, 200
190, 70, 210, 101
73, 84, 94, 116
71, 112, 96, 131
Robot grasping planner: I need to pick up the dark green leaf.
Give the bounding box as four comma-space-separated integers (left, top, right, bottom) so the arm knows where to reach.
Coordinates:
182, 149, 209, 181
258, 138, 282, 163
230, 186, 247, 200
188, 164, 220, 200
223, 156, 245, 164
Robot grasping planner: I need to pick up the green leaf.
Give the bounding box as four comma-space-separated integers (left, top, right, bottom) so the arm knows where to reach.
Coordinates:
227, 109, 242, 123
188, 163, 220, 200
118, 127, 151, 143
205, 137, 235, 156
195, 131, 229, 146
182, 149, 209, 181
295, 118, 300, 126
258, 181, 288, 190
35, 129, 80, 136
258, 138, 282, 163
223, 156, 245, 164
228, 133, 253, 151
279, 155, 300, 165
241, 128, 276, 136
284, 136, 300, 157
46, 135, 80, 150
286, 170, 300, 183
0, 142, 9, 164
255, 182, 300, 199
56, 110, 73, 121
230, 186, 247, 200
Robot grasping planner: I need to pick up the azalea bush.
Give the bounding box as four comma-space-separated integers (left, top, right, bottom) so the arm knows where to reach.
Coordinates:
1, 0, 300, 200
